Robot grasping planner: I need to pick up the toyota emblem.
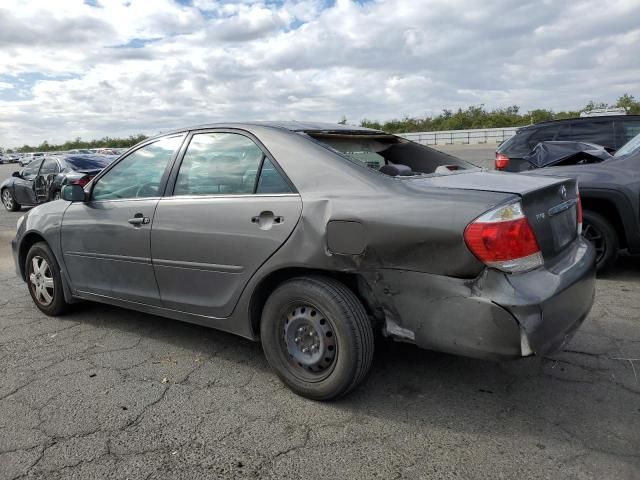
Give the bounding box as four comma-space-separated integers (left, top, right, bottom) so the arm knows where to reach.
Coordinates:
559, 185, 567, 200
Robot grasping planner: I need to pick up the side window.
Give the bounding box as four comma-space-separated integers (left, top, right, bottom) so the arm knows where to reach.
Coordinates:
174, 133, 264, 196
618, 119, 640, 145
526, 125, 561, 149
40, 159, 59, 175
24, 159, 43, 176
91, 136, 181, 201
256, 158, 293, 194
564, 120, 614, 147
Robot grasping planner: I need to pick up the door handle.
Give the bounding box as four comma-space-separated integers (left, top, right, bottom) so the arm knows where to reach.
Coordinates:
128, 214, 150, 226
251, 211, 283, 230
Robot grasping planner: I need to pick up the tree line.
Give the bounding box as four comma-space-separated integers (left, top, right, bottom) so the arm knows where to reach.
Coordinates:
4, 134, 149, 154
356, 93, 640, 133
4, 94, 639, 153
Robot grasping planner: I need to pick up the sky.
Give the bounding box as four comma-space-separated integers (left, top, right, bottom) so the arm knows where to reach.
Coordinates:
0, 0, 639, 147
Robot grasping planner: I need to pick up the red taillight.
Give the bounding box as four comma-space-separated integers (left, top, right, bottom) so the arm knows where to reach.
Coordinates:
495, 152, 510, 170
464, 201, 543, 273
72, 176, 90, 187
576, 190, 583, 234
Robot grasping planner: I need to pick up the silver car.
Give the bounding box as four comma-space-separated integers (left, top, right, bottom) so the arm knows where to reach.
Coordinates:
12, 122, 595, 399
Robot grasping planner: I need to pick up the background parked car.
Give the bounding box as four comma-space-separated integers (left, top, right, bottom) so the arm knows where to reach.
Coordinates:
67, 149, 95, 154
19, 152, 45, 167
526, 132, 640, 272
495, 114, 640, 171
1, 154, 115, 211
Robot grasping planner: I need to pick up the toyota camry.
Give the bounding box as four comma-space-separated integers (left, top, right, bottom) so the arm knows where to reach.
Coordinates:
12, 122, 596, 400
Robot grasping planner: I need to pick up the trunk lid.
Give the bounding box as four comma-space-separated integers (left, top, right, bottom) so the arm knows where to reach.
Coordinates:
409, 171, 579, 259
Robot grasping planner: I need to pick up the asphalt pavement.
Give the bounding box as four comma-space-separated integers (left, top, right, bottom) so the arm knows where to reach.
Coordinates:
0, 161, 638, 479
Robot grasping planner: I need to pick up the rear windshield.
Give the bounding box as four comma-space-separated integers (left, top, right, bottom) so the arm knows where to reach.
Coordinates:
64, 155, 112, 171
306, 132, 474, 176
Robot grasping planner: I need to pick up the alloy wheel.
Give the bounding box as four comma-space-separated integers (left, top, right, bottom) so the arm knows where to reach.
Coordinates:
2, 190, 13, 210
582, 222, 606, 264
29, 256, 55, 306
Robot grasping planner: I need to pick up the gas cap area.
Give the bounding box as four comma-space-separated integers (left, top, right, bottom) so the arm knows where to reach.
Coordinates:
327, 220, 366, 255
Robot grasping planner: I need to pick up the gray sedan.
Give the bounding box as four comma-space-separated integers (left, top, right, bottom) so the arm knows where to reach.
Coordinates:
12, 122, 596, 400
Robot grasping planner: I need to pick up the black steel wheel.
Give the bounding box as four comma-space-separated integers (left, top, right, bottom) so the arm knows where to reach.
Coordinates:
582, 210, 619, 273
261, 276, 374, 400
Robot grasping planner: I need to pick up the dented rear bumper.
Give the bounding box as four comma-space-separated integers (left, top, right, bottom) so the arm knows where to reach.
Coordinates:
369, 237, 596, 360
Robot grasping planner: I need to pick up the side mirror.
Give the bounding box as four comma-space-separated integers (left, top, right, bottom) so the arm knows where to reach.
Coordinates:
61, 184, 86, 202
11, 171, 21, 178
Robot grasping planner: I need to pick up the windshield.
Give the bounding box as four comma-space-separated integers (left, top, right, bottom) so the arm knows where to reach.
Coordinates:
64, 155, 113, 171
614, 133, 640, 158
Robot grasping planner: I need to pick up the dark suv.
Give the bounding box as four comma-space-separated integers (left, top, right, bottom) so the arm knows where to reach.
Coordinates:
495, 115, 640, 171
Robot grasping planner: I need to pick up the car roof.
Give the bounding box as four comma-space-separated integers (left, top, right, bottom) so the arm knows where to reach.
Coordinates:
148, 121, 383, 140
518, 114, 640, 131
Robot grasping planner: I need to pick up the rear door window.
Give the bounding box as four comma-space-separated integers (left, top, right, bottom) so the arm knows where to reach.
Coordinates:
615, 119, 640, 147
563, 120, 614, 147
255, 158, 293, 194
174, 133, 264, 196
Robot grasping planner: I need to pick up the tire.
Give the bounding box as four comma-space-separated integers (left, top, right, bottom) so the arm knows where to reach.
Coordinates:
2, 188, 20, 212
260, 276, 374, 400
582, 210, 619, 273
25, 242, 69, 316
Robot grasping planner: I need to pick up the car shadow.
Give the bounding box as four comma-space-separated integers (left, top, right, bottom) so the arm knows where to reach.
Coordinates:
59, 298, 638, 459
599, 252, 640, 281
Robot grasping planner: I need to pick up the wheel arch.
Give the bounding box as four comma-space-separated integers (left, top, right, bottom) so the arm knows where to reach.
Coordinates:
18, 232, 48, 280
248, 267, 383, 339
580, 193, 630, 249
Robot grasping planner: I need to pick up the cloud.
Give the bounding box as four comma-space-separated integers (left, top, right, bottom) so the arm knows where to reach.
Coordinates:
0, 0, 639, 147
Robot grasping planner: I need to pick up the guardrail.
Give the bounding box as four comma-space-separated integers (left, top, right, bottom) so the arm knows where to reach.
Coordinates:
398, 126, 521, 146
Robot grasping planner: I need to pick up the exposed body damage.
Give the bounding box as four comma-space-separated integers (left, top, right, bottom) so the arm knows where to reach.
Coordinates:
13, 121, 595, 371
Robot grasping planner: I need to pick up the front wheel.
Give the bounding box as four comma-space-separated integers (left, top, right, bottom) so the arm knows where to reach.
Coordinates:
582, 210, 619, 273
261, 276, 374, 400
26, 242, 69, 316
2, 189, 20, 211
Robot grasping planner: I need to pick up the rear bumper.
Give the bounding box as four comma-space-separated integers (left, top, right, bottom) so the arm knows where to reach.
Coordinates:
369, 237, 596, 360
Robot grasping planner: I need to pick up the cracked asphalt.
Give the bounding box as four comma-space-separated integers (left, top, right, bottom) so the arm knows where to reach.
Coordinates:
0, 162, 638, 479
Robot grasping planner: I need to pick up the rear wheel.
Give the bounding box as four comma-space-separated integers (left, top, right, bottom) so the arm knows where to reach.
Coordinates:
260, 276, 374, 400
26, 242, 69, 316
2, 189, 20, 211
582, 210, 619, 273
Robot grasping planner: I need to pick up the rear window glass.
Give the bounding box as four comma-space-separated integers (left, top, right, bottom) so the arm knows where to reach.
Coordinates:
307, 133, 472, 176
65, 155, 113, 171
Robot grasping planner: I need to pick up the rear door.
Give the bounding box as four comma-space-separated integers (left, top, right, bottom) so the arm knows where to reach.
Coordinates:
13, 159, 43, 205
61, 135, 184, 305
151, 130, 302, 317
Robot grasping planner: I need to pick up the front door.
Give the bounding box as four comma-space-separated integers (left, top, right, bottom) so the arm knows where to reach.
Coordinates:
151, 131, 302, 317
13, 159, 43, 205
34, 158, 60, 203
61, 135, 184, 305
